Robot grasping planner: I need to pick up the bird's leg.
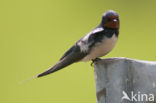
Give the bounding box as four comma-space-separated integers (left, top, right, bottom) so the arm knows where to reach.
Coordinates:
91, 58, 101, 66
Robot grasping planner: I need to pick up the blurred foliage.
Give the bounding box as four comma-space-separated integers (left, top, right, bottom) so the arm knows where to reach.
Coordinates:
0, 0, 156, 103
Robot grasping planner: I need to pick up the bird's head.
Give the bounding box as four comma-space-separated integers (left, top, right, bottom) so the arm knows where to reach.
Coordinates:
101, 10, 119, 29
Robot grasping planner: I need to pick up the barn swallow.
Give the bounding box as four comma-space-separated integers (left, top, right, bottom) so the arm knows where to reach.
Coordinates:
37, 10, 120, 77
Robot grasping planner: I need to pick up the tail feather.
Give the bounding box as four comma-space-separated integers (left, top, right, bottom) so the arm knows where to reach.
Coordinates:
37, 59, 73, 78
37, 46, 87, 78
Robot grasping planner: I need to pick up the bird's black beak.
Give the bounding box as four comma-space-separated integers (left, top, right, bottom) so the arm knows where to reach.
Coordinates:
113, 19, 119, 28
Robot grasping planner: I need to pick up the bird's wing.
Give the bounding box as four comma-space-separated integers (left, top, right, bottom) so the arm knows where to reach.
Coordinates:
60, 45, 75, 60
87, 27, 105, 47
37, 27, 104, 77
37, 44, 87, 77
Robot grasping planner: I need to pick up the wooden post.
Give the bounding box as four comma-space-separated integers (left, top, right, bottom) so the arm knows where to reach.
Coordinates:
94, 57, 156, 103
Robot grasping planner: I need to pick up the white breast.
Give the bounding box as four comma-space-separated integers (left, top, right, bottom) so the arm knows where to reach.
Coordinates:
82, 34, 118, 62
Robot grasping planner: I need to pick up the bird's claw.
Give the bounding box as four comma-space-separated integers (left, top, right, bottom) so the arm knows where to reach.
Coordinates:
91, 58, 101, 66
91, 61, 94, 67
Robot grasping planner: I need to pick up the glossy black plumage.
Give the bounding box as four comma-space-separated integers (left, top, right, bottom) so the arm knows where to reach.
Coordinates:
38, 45, 87, 77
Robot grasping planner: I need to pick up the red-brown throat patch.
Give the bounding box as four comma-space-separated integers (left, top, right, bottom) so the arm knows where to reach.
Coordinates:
104, 16, 119, 29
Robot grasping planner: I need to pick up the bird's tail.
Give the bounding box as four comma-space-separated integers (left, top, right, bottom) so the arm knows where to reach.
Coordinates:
37, 48, 86, 78
37, 59, 74, 78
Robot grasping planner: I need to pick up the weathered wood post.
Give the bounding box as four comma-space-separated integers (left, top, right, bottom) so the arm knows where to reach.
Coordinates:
94, 57, 156, 103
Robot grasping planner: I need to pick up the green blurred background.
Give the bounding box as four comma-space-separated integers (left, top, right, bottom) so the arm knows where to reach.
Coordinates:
0, 0, 156, 103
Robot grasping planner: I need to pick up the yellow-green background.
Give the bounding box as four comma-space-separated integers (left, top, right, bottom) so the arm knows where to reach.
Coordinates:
1, 0, 156, 103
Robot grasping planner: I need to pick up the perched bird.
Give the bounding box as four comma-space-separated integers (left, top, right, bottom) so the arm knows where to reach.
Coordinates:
38, 10, 120, 78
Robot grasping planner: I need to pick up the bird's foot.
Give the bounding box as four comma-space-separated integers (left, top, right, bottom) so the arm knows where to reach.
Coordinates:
91, 58, 101, 66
